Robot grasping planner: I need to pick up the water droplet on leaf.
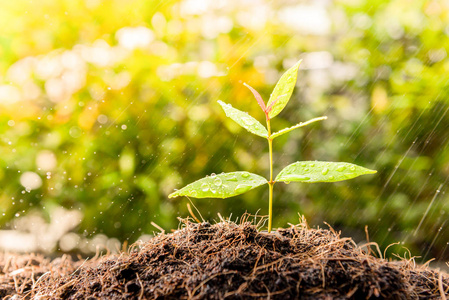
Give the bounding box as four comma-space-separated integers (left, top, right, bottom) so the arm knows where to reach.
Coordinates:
242, 117, 254, 126
211, 173, 216, 178
349, 166, 356, 171
214, 177, 222, 186
282, 175, 310, 181
321, 168, 329, 175
227, 175, 238, 182
241, 172, 250, 178
190, 190, 198, 197
234, 184, 251, 193
201, 183, 209, 192
336, 165, 346, 172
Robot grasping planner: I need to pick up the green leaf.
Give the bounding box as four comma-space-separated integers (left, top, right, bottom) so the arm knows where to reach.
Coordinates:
218, 100, 268, 138
267, 60, 302, 119
275, 161, 376, 183
168, 172, 267, 199
271, 116, 327, 139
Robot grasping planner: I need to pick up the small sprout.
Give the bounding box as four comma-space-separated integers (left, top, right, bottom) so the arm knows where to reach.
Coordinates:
169, 60, 376, 232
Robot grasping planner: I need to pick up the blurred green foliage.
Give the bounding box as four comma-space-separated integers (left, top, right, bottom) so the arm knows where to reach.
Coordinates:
0, 0, 448, 261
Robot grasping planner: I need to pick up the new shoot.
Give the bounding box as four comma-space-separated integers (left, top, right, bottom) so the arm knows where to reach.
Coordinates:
169, 60, 376, 232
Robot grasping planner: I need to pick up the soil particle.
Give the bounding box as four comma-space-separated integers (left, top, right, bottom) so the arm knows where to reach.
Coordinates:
1, 219, 448, 299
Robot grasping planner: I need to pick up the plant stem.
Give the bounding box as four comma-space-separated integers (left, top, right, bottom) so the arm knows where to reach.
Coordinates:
266, 117, 274, 232
268, 182, 273, 232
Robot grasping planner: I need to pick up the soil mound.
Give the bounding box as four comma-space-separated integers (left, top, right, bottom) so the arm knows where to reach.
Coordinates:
2, 219, 449, 299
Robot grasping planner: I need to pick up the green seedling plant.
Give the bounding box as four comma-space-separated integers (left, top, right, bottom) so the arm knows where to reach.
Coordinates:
169, 60, 376, 232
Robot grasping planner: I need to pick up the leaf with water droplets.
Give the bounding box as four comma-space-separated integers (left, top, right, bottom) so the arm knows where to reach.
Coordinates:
218, 100, 268, 138
270, 116, 328, 139
168, 171, 267, 199
267, 60, 302, 119
275, 161, 376, 183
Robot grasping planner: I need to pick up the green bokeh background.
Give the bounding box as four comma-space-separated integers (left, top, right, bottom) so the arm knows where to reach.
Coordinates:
1, 0, 449, 263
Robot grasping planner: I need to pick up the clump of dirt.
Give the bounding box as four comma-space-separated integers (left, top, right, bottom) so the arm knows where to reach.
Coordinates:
2, 218, 449, 299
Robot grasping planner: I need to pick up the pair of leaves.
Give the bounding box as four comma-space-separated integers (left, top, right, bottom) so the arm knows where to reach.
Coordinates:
242, 60, 302, 119
168, 162, 376, 199
219, 60, 322, 140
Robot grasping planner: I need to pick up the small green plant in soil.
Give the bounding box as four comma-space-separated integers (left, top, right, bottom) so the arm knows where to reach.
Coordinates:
169, 60, 376, 232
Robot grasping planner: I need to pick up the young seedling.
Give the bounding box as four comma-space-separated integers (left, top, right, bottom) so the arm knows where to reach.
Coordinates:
169, 60, 376, 232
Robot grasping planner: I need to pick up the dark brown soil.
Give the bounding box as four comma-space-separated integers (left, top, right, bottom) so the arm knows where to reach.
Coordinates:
1, 218, 448, 299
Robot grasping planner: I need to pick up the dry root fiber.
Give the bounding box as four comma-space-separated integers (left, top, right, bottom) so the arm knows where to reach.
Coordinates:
1, 218, 449, 299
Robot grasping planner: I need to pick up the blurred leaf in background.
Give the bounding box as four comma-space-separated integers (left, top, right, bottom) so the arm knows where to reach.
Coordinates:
0, 0, 448, 265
